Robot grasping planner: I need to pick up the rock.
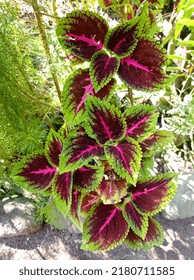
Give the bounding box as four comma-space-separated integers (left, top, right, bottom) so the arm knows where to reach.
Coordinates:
0, 196, 43, 238
162, 172, 194, 220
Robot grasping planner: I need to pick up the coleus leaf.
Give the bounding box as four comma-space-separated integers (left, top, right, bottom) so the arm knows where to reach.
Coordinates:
12, 154, 56, 192
124, 104, 158, 141
45, 129, 63, 166
59, 132, 104, 173
118, 39, 167, 90
122, 200, 148, 239
85, 95, 126, 145
97, 174, 127, 204
62, 69, 116, 125
105, 137, 142, 185
130, 173, 177, 215
125, 217, 164, 250
98, 0, 128, 8
90, 51, 119, 92
68, 189, 82, 230
52, 171, 72, 215
56, 10, 108, 60
105, 16, 142, 58
82, 202, 129, 251
73, 165, 104, 193
80, 191, 100, 216
140, 130, 173, 156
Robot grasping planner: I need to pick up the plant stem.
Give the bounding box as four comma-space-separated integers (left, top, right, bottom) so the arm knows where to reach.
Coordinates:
127, 87, 134, 105
31, 0, 62, 101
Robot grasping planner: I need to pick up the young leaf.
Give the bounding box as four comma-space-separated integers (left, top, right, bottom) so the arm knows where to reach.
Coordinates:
45, 129, 63, 166
82, 202, 129, 251
118, 39, 167, 90
85, 95, 126, 145
131, 173, 177, 215
90, 51, 119, 92
97, 175, 127, 204
105, 137, 142, 185
122, 200, 148, 239
52, 171, 72, 215
56, 10, 108, 60
73, 165, 104, 193
59, 133, 104, 173
12, 155, 56, 191
62, 69, 116, 125
124, 104, 158, 141
80, 191, 100, 216
125, 217, 164, 250
105, 17, 142, 58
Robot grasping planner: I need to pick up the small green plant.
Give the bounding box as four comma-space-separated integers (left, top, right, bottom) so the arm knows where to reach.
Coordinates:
12, 1, 178, 252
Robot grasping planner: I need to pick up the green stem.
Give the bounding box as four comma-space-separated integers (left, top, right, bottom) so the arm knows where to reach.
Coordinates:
127, 87, 134, 105
31, 0, 62, 101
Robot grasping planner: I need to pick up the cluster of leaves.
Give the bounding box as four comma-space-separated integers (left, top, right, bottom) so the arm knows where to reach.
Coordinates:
12, 6, 177, 252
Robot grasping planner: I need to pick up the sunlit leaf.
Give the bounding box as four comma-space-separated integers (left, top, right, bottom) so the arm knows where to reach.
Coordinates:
56, 10, 108, 60
82, 202, 129, 251
62, 69, 115, 125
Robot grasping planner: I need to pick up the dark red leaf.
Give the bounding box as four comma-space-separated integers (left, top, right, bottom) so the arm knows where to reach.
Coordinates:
124, 104, 157, 141
118, 39, 167, 90
54, 172, 72, 201
82, 202, 129, 251
125, 217, 164, 250
124, 201, 148, 238
46, 130, 63, 166
105, 137, 142, 185
90, 51, 119, 92
69, 189, 82, 228
62, 69, 115, 125
59, 133, 104, 172
85, 95, 126, 145
80, 191, 100, 216
105, 19, 140, 57
130, 173, 177, 214
73, 165, 103, 193
17, 155, 56, 190
57, 10, 108, 60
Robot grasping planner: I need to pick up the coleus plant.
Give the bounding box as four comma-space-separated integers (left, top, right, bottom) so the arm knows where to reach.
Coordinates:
12, 4, 177, 252
12, 95, 177, 251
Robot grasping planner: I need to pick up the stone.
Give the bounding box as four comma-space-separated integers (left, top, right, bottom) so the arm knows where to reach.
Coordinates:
0, 196, 43, 238
162, 172, 194, 220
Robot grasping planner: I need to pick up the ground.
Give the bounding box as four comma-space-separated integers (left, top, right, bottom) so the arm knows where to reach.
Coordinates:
0, 213, 194, 260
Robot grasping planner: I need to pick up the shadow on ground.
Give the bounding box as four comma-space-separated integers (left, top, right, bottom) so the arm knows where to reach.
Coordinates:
0, 214, 194, 260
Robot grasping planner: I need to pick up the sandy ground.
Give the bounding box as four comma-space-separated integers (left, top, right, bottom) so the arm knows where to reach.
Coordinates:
0, 213, 194, 260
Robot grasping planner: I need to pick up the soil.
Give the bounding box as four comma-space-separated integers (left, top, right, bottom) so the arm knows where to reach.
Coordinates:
0, 213, 194, 260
